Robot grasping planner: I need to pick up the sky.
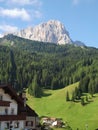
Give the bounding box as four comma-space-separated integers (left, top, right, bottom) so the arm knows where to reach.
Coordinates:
0, 0, 98, 48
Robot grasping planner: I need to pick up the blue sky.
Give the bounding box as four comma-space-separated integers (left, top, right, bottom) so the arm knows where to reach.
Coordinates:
0, 0, 98, 48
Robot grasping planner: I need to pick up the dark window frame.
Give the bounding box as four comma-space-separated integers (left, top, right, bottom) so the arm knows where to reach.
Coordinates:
14, 121, 19, 128
11, 108, 14, 115
5, 108, 8, 115
0, 95, 3, 100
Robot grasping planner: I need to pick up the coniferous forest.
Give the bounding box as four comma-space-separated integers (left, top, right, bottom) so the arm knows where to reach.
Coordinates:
0, 34, 98, 97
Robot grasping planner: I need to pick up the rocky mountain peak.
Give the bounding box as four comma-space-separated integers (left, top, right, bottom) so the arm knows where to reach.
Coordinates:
14, 20, 72, 45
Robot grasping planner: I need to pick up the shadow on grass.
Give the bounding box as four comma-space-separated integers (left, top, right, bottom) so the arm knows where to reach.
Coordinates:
92, 95, 97, 98
83, 100, 94, 106
74, 100, 81, 103
42, 92, 52, 97
88, 100, 93, 103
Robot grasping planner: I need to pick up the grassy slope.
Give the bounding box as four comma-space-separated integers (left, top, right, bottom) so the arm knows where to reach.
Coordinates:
27, 83, 98, 130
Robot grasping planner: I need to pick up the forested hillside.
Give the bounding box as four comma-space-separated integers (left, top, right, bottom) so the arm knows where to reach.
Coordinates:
0, 34, 98, 97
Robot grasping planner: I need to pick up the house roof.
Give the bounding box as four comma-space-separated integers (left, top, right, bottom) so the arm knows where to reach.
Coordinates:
0, 84, 23, 105
26, 105, 38, 117
0, 84, 38, 117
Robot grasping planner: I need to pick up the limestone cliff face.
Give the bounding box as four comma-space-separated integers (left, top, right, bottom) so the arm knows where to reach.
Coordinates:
14, 20, 72, 44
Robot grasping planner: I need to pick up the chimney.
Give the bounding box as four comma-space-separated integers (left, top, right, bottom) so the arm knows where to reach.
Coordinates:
19, 92, 26, 107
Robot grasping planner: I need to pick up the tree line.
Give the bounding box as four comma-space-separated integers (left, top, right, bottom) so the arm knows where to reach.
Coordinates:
66, 75, 98, 105
0, 35, 98, 97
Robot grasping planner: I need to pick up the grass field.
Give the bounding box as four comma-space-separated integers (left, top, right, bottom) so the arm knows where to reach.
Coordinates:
27, 82, 98, 130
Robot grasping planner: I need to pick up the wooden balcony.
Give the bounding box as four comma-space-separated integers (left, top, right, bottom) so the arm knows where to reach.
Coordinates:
0, 115, 26, 121
0, 100, 11, 106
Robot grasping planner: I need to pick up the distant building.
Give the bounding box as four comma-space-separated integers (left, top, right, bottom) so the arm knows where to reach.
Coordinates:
42, 117, 64, 128
0, 84, 41, 130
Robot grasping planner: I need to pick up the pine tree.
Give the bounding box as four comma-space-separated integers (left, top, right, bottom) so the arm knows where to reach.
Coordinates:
66, 91, 70, 101
86, 95, 88, 102
81, 97, 85, 106
74, 87, 78, 99
77, 89, 82, 99
71, 91, 75, 102
9, 50, 17, 86
88, 79, 95, 97
28, 75, 43, 98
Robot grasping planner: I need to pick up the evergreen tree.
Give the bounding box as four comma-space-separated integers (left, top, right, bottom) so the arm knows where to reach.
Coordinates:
28, 75, 43, 98
95, 78, 98, 93
77, 89, 82, 99
88, 79, 95, 97
9, 50, 17, 86
66, 91, 70, 101
86, 95, 88, 102
74, 87, 78, 99
81, 97, 85, 106
71, 91, 75, 102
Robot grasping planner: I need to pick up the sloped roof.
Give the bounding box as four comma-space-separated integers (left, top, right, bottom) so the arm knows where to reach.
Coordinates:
0, 84, 38, 117
26, 105, 38, 117
0, 84, 23, 105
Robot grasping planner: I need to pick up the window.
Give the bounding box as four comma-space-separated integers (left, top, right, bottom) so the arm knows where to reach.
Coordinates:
28, 122, 32, 126
26, 121, 33, 126
5, 108, 8, 115
0, 95, 3, 100
5, 122, 10, 129
14, 122, 19, 128
11, 108, 14, 115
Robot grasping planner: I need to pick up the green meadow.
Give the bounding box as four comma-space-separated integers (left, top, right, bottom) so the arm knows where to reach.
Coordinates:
27, 83, 98, 130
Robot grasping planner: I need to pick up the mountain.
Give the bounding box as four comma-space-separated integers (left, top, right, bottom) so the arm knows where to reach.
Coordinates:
0, 37, 97, 130
2, 20, 85, 46
73, 40, 85, 46
0, 34, 98, 90
14, 20, 72, 45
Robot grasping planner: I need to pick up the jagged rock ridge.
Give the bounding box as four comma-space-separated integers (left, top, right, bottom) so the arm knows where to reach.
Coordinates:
14, 20, 72, 45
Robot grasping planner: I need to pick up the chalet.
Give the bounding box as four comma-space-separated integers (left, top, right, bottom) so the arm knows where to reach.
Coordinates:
0, 84, 41, 130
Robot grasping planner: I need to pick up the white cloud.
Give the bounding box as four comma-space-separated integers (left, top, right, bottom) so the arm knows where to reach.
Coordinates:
0, 8, 31, 21
0, 0, 42, 6
10, 0, 42, 6
0, 24, 18, 33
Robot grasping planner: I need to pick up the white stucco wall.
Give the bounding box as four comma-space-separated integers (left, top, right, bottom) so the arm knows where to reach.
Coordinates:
0, 120, 24, 130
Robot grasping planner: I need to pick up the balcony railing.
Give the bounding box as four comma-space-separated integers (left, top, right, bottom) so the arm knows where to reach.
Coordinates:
0, 115, 26, 121
0, 100, 11, 106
